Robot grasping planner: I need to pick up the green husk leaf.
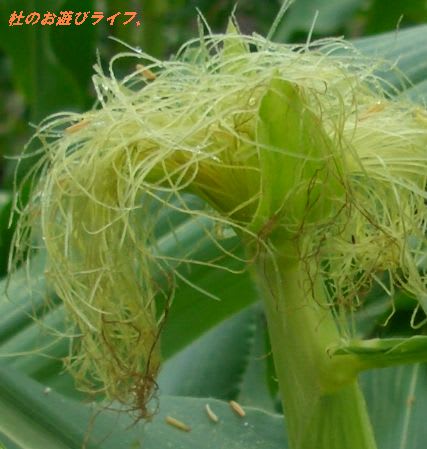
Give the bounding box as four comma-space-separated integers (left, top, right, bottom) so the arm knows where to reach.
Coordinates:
331, 336, 427, 369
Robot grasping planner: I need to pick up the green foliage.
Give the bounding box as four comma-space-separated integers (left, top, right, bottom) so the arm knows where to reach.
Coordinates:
362, 365, 427, 449
0, 365, 288, 449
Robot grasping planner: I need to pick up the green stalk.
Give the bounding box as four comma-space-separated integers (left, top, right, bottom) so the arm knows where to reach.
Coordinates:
254, 250, 378, 449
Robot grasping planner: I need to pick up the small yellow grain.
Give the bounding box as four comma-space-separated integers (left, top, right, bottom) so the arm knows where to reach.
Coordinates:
205, 403, 219, 423
359, 101, 386, 121
65, 119, 89, 134
229, 400, 246, 417
136, 64, 156, 81
165, 415, 191, 432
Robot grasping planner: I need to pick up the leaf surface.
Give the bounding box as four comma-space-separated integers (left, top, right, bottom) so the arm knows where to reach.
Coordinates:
0, 365, 288, 449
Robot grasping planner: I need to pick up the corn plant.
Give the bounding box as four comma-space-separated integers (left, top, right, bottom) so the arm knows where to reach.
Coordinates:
2, 10, 427, 449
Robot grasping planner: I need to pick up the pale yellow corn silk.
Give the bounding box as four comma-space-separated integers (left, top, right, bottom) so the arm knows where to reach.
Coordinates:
11, 21, 427, 413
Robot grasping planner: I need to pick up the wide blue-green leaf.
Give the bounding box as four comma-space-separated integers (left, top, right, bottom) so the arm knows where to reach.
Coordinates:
143, 396, 287, 449
361, 364, 427, 449
0, 365, 288, 449
353, 25, 427, 100
275, 0, 364, 40
236, 306, 276, 412
159, 305, 257, 399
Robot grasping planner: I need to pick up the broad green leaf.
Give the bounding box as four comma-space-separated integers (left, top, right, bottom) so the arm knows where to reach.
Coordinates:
1, 434, 20, 449
236, 305, 276, 412
158, 305, 257, 399
361, 364, 427, 449
48, 0, 96, 99
1, 306, 67, 378
353, 25, 427, 99
275, 0, 364, 40
364, 0, 427, 35
142, 396, 287, 449
0, 363, 145, 449
0, 365, 288, 449
0, 253, 47, 346
0, 192, 13, 276
0, 364, 85, 449
404, 79, 427, 103
162, 251, 257, 358
0, 0, 85, 121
